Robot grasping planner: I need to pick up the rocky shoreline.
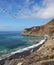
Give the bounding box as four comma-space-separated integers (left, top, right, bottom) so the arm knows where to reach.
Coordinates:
0, 19, 54, 65
22, 37, 54, 65
0, 36, 54, 65
0, 38, 46, 65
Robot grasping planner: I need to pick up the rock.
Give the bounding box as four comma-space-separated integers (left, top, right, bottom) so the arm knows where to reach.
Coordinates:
4, 59, 18, 65
17, 62, 22, 65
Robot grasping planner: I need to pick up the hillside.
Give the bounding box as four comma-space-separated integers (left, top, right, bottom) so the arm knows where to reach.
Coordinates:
21, 38, 54, 65
2, 35, 54, 65
22, 19, 54, 36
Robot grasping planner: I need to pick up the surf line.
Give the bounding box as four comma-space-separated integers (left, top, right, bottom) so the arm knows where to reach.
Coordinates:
11, 39, 46, 55
0, 37, 46, 62
8, 37, 46, 59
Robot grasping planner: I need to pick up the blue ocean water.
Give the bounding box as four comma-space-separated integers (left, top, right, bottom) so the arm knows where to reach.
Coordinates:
0, 31, 43, 56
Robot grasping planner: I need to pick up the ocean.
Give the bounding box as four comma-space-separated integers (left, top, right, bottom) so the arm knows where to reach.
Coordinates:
0, 31, 43, 56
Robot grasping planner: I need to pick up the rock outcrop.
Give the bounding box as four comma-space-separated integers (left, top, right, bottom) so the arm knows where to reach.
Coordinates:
22, 19, 54, 36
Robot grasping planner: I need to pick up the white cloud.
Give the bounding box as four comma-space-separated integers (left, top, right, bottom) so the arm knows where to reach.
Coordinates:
13, 0, 54, 19
0, 0, 54, 19
36, 0, 54, 19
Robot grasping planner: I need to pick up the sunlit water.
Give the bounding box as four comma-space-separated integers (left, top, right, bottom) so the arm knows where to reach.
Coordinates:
0, 31, 43, 56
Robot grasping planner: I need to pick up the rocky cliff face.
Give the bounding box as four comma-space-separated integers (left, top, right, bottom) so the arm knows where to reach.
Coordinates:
22, 19, 54, 36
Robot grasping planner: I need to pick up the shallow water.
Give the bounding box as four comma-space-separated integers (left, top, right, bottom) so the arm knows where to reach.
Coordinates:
0, 31, 43, 56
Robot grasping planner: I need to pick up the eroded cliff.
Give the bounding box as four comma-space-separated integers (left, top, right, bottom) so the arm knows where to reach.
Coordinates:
22, 19, 54, 36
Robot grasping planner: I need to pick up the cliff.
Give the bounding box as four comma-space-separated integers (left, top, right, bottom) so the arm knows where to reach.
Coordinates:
22, 19, 54, 36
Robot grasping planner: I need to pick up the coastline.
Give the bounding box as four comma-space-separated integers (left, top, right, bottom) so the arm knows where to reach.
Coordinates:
21, 37, 54, 65
0, 37, 46, 65
0, 33, 53, 65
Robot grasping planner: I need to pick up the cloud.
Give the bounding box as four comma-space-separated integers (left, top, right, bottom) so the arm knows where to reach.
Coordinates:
36, 0, 54, 19
0, 0, 54, 19
13, 0, 54, 19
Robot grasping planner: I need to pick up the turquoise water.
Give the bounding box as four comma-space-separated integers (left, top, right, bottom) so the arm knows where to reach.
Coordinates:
0, 31, 43, 56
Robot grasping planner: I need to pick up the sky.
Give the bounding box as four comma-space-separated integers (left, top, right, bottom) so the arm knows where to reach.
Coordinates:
0, 0, 54, 31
